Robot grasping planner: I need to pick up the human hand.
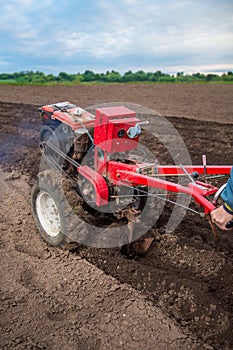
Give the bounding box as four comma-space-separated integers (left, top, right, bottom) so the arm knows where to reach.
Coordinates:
211, 206, 233, 230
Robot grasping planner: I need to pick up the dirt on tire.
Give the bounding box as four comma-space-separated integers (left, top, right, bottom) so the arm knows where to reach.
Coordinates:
0, 84, 233, 350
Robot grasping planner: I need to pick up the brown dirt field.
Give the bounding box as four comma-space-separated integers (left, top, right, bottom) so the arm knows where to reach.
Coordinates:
0, 84, 233, 350
0, 83, 232, 123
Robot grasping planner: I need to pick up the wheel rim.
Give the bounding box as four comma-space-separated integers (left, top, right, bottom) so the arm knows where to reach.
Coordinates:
36, 191, 61, 237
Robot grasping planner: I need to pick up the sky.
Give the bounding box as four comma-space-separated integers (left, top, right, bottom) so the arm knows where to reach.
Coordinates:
0, 0, 233, 75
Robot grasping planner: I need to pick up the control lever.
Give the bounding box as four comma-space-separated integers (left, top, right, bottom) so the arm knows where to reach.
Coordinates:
127, 121, 149, 139
202, 154, 207, 181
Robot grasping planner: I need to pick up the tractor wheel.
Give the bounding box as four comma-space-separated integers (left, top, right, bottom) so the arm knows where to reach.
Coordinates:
31, 169, 87, 250
40, 125, 56, 145
39, 125, 64, 169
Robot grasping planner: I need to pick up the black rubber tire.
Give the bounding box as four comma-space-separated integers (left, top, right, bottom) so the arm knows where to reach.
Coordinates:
40, 125, 56, 143
39, 125, 65, 169
31, 169, 87, 250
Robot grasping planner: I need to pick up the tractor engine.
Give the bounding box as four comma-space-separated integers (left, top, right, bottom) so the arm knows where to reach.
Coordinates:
93, 106, 142, 153
73, 129, 92, 161
39, 102, 145, 166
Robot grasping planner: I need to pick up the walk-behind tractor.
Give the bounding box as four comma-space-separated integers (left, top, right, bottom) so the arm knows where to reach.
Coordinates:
31, 102, 232, 253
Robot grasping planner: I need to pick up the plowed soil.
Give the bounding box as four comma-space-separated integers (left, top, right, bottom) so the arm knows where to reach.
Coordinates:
0, 84, 233, 350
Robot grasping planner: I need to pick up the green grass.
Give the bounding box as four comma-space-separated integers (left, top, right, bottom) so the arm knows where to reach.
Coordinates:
0, 80, 232, 86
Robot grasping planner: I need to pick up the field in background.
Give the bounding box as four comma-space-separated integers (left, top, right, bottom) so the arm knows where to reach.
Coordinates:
0, 84, 233, 350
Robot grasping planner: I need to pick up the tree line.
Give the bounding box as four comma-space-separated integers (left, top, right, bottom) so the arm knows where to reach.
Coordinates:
0, 70, 233, 84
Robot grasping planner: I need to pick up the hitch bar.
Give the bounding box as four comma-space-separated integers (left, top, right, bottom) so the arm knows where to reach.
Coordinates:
107, 161, 232, 215
43, 141, 232, 216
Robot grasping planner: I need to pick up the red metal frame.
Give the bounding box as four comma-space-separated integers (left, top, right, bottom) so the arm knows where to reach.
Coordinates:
77, 154, 231, 214
103, 160, 231, 214
156, 165, 231, 176
91, 106, 232, 214
79, 151, 232, 211
40, 102, 232, 215
77, 165, 109, 206
40, 102, 96, 130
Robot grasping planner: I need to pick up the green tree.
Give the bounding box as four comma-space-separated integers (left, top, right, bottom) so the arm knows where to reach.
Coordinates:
134, 70, 147, 81
205, 74, 220, 82
58, 72, 74, 81
105, 70, 122, 82
83, 70, 97, 82
122, 70, 135, 82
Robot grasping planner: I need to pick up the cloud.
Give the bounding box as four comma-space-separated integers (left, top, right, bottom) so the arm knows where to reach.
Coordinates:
0, 0, 54, 56
0, 60, 11, 67
0, 0, 232, 74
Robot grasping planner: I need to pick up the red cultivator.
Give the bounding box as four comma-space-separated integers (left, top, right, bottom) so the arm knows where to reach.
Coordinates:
31, 102, 232, 251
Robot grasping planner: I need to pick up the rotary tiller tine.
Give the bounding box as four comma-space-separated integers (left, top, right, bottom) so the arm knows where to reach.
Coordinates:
207, 214, 218, 241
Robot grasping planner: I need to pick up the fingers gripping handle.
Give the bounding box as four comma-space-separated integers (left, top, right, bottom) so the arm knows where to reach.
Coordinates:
211, 182, 233, 229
